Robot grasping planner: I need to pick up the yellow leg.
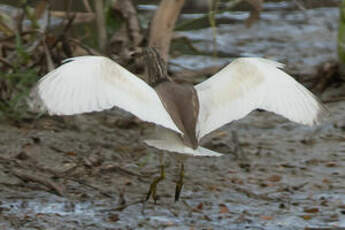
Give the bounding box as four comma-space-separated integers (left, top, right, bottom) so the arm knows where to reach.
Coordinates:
175, 161, 184, 202
145, 153, 165, 203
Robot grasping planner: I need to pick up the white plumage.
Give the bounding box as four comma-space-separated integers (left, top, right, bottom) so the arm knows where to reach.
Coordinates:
30, 56, 327, 157
144, 127, 222, 157
32, 56, 182, 135
195, 58, 325, 140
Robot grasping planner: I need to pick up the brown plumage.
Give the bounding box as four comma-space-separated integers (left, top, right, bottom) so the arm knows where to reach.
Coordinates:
143, 48, 200, 149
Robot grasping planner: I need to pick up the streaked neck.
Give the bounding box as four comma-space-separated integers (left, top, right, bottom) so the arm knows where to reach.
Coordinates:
144, 48, 169, 86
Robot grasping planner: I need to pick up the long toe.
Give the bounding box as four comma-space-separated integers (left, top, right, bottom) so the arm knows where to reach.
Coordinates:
175, 181, 184, 202
145, 164, 165, 203
175, 161, 185, 202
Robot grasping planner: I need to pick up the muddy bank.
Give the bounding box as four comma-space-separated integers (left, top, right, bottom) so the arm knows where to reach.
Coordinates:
0, 85, 344, 230
172, 3, 338, 77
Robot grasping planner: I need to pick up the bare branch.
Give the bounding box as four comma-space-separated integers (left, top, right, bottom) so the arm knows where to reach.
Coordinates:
94, 0, 107, 52
149, 0, 185, 62
82, 0, 93, 12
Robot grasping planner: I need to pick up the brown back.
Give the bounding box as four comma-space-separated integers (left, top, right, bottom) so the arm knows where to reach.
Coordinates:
154, 82, 199, 149
143, 48, 199, 149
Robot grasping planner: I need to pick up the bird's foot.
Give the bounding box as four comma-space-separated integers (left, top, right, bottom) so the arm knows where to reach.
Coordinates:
175, 161, 184, 202
145, 164, 165, 204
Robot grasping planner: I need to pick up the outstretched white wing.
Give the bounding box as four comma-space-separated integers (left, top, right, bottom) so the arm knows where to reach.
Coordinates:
31, 56, 182, 134
195, 58, 328, 139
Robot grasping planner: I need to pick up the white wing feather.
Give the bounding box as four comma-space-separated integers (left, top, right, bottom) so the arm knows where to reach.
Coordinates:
195, 58, 328, 139
31, 56, 182, 134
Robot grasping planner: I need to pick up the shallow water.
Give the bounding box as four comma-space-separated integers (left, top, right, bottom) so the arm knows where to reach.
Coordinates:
171, 3, 337, 75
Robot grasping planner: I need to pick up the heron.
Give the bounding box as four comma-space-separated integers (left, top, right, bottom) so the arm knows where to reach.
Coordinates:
30, 48, 328, 202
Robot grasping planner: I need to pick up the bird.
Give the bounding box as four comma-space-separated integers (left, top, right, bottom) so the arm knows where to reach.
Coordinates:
30, 47, 328, 202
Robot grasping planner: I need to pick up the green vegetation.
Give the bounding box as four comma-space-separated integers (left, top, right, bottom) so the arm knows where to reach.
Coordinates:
0, 33, 39, 120
338, 0, 345, 74
0, 70, 38, 120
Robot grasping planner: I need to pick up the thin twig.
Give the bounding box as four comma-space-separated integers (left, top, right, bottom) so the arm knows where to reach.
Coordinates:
231, 184, 280, 201
68, 38, 102, 56
66, 177, 114, 198
94, 0, 107, 52
42, 38, 55, 71
13, 169, 65, 196
109, 199, 145, 211
82, 0, 93, 12
115, 0, 143, 47
16, 5, 25, 34
208, 0, 219, 56
0, 56, 14, 69
323, 97, 345, 104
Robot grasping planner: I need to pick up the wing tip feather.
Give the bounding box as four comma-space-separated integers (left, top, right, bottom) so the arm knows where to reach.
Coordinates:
311, 103, 330, 125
